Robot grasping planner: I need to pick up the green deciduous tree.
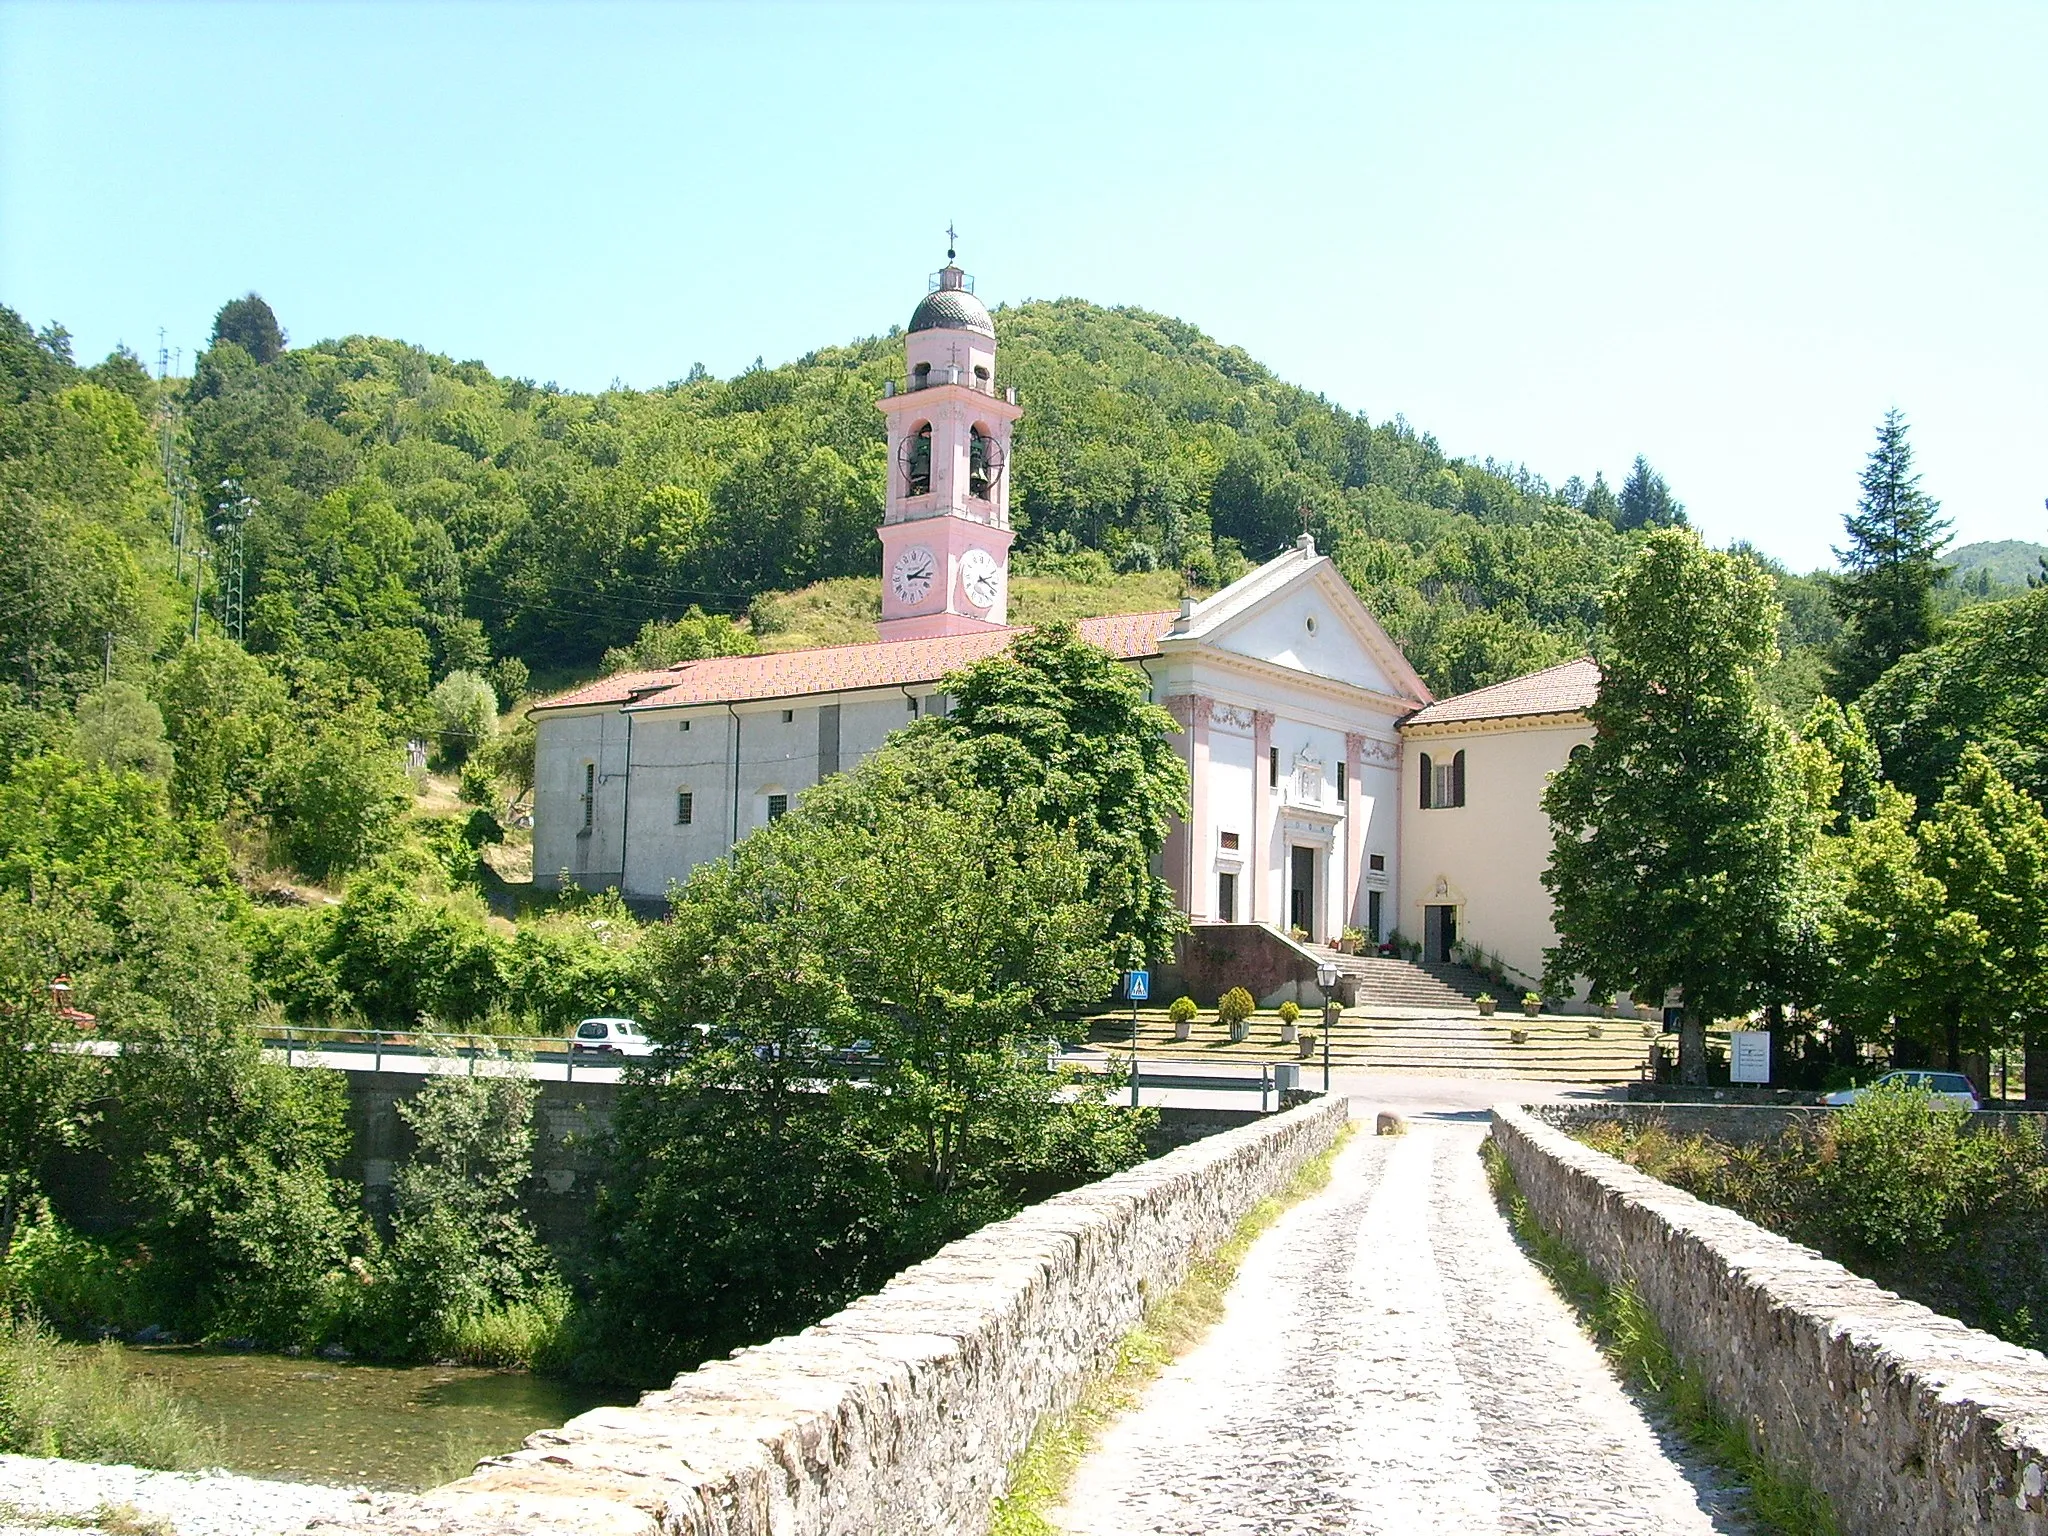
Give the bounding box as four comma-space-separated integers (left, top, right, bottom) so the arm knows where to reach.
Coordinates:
264, 709, 410, 880
589, 737, 1145, 1382
425, 669, 496, 767
1543, 530, 1818, 1083
934, 622, 1190, 964
1830, 409, 1952, 697
1800, 695, 1881, 832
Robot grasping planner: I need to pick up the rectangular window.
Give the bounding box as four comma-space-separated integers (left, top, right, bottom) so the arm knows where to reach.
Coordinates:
1220, 830, 1240, 851
676, 790, 693, 825
1432, 759, 1456, 808
781, 709, 794, 724
1367, 889, 1383, 942
767, 794, 789, 821
1336, 761, 1347, 801
581, 763, 595, 831
679, 719, 690, 732
1420, 749, 1467, 809
1269, 746, 1279, 788
1368, 853, 1386, 872
1217, 871, 1237, 923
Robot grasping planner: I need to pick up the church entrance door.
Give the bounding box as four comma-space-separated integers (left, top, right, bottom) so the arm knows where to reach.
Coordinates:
1423, 904, 1457, 963
1289, 846, 1316, 941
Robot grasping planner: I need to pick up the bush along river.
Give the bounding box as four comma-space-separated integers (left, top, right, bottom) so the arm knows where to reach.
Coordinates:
116, 1344, 626, 1490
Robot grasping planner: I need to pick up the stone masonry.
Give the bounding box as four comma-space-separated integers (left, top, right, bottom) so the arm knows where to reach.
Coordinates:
1492, 1103, 2048, 1535
328, 1096, 1349, 1536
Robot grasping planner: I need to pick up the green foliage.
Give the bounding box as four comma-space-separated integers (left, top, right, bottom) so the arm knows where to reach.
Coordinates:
1277, 1000, 1300, 1025
1544, 531, 1824, 1082
1829, 408, 1951, 697
210, 293, 285, 365
0, 1312, 214, 1469
1167, 995, 1198, 1025
1860, 585, 2048, 810
366, 1056, 564, 1364
599, 606, 755, 675
264, 708, 410, 879
935, 623, 1190, 963
1799, 696, 1879, 831
1217, 987, 1255, 1029
589, 734, 1148, 1383
425, 669, 496, 767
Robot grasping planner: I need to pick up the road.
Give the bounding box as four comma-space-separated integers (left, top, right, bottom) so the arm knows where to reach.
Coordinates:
1053, 1088, 1750, 1535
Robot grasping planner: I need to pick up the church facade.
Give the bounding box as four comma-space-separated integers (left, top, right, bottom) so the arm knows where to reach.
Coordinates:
531, 259, 1598, 995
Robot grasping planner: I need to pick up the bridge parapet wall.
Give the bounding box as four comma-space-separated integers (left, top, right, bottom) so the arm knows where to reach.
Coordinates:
1492, 1104, 2048, 1536
351, 1095, 1348, 1536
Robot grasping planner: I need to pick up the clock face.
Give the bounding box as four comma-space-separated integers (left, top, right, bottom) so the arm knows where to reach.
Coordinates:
890, 544, 937, 606
959, 548, 1002, 611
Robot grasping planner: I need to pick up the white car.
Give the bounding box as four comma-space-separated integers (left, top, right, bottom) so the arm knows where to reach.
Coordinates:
1822, 1070, 1979, 1111
570, 1017, 654, 1057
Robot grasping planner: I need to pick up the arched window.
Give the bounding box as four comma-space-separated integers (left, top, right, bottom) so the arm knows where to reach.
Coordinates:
968, 425, 1002, 500
904, 423, 933, 497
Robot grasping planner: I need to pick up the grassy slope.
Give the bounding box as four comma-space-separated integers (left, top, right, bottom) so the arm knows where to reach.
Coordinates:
752, 570, 1187, 655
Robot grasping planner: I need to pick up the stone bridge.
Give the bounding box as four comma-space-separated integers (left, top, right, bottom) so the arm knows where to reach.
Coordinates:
310, 1092, 2048, 1536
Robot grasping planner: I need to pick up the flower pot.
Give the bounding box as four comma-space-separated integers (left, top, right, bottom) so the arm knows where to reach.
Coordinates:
1477, 1000, 1496, 1017
1280, 1021, 1298, 1044
1297, 1033, 1315, 1061
1600, 1003, 1618, 1019
1642, 1022, 1658, 1040
1522, 1002, 1541, 1018
1510, 1028, 1529, 1045
1229, 1020, 1248, 1043
1173, 1018, 1192, 1041
1587, 1023, 1603, 1039
1636, 1003, 1656, 1022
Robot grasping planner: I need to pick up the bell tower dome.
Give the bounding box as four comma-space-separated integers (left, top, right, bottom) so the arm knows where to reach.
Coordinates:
876, 240, 1022, 640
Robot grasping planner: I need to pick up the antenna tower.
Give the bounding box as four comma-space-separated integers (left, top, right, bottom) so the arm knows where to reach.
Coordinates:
211, 479, 257, 643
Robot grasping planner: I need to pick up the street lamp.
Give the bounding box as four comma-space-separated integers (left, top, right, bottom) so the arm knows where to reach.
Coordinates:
1316, 960, 1340, 1094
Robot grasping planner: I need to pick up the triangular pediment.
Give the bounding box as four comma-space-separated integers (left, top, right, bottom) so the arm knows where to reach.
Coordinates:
1167, 542, 1430, 703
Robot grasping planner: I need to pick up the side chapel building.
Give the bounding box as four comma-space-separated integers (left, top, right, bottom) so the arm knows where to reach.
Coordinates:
532, 257, 1600, 994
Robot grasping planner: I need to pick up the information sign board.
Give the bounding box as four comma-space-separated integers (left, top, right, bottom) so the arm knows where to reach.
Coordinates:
1730, 1030, 1771, 1085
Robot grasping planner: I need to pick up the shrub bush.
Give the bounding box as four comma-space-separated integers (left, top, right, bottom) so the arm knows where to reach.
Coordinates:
0, 1311, 213, 1468
1217, 987, 1255, 1029
1277, 1000, 1300, 1025
1167, 995, 1198, 1025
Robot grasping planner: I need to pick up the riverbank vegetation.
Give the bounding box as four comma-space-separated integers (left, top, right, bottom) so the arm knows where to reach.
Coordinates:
0, 1312, 213, 1470
1573, 1087, 2048, 1350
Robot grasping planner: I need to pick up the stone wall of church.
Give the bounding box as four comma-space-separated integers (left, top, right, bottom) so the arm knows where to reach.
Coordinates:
358, 1096, 1350, 1536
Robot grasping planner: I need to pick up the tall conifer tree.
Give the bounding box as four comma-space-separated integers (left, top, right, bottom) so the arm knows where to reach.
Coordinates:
1830, 408, 1951, 696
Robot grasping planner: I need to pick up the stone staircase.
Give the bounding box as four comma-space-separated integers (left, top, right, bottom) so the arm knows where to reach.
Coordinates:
1306, 944, 1493, 1010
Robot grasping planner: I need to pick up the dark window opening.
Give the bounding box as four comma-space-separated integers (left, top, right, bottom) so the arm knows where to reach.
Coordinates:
906, 422, 933, 497
581, 763, 595, 830
1217, 872, 1237, 923
781, 709, 794, 723
676, 790, 693, 825
1367, 889, 1383, 942
767, 794, 788, 821
1220, 830, 1240, 851
1269, 746, 1279, 788
969, 425, 995, 498
1336, 761, 1347, 801
1368, 853, 1386, 872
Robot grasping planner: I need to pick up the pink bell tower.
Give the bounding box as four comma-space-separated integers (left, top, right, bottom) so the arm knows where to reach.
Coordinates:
876, 239, 1022, 640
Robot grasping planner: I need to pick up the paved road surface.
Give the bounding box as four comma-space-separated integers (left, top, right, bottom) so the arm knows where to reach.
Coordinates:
1053, 1101, 1751, 1535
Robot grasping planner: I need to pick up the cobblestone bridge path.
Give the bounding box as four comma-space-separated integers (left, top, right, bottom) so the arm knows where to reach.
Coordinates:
1055, 1114, 1755, 1536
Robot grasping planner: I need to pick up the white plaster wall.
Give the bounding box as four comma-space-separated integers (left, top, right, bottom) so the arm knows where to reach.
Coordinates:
1352, 759, 1400, 934
1217, 597, 1397, 694
1398, 720, 1591, 990
619, 709, 737, 899
533, 710, 632, 891
1204, 728, 1255, 921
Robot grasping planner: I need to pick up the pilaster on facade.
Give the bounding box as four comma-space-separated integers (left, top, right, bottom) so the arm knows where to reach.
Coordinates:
1345, 731, 1368, 933
1251, 709, 1276, 925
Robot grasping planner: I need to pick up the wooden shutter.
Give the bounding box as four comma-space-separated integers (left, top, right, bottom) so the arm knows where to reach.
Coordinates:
1453, 749, 1467, 807
1419, 751, 1433, 809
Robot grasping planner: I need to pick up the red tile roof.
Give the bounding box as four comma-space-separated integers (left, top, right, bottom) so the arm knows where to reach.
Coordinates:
1402, 657, 1600, 728
533, 611, 1178, 713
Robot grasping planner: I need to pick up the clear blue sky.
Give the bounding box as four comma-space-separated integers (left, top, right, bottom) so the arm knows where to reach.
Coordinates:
3, 1, 2042, 571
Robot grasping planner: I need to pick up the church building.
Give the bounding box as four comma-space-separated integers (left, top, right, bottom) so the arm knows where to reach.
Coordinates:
530, 257, 1599, 997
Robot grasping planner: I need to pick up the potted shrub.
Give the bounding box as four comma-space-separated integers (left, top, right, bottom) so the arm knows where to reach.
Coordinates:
1298, 1029, 1315, 1061
1521, 991, 1542, 1018
1288, 924, 1310, 944
1510, 1026, 1530, 1045
1634, 994, 1657, 1022
1595, 993, 1618, 1020
1168, 994, 1198, 1042
1218, 986, 1255, 1044
1339, 926, 1367, 955
1379, 929, 1402, 957
1587, 1020, 1604, 1039
1475, 992, 1496, 1017
1278, 999, 1300, 1044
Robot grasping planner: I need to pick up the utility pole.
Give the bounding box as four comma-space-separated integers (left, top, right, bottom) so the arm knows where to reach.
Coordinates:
102, 632, 113, 687
191, 547, 209, 641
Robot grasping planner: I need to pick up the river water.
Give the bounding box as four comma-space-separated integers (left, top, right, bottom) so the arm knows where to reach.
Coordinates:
119, 1345, 628, 1490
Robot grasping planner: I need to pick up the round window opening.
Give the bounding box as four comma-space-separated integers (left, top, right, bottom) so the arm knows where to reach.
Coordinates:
1304, 614, 1319, 636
